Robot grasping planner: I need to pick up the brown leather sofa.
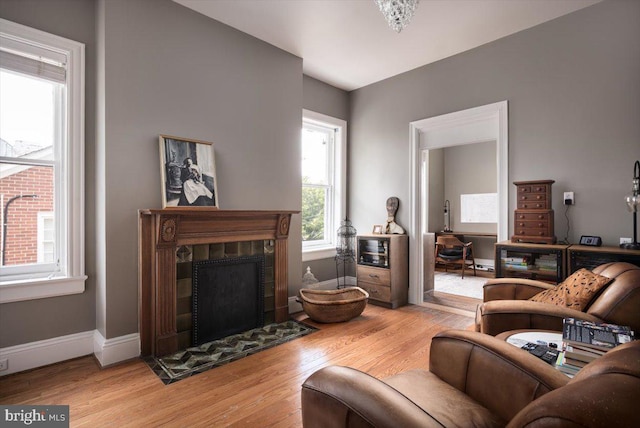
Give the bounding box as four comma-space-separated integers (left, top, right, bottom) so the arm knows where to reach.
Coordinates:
476, 262, 640, 336
301, 329, 640, 427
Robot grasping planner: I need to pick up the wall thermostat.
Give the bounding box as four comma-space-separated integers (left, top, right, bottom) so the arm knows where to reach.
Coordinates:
579, 235, 602, 246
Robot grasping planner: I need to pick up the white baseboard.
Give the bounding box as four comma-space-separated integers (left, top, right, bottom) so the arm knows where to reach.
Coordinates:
0, 330, 141, 376
289, 276, 357, 314
0, 331, 94, 376
93, 331, 140, 367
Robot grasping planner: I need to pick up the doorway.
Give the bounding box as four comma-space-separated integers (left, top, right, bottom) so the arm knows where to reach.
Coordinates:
408, 101, 509, 311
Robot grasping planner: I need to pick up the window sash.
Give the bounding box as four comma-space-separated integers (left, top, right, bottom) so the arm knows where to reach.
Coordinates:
302, 122, 333, 185
302, 115, 341, 254
0, 18, 85, 301
302, 184, 333, 247
0, 72, 64, 279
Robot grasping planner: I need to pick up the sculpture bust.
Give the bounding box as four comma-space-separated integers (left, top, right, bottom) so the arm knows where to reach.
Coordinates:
385, 196, 405, 234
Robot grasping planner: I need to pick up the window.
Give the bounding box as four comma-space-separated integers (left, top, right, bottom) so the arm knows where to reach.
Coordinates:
301, 110, 346, 261
0, 18, 85, 302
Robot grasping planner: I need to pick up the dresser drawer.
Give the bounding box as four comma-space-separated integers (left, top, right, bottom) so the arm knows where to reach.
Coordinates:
514, 227, 552, 237
516, 212, 550, 221
357, 265, 391, 286
519, 193, 549, 202
515, 220, 549, 229
517, 200, 549, 210
517, 183, 551, 195
357, 281, 391, 303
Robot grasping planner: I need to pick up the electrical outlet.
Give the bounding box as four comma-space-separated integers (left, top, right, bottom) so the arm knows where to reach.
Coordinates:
620, 237, 632, 244
563, 191, 574, 205
0, 358, 8, 371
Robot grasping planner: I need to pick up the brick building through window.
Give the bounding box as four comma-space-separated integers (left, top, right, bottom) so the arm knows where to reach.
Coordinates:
0, 150, 54, 266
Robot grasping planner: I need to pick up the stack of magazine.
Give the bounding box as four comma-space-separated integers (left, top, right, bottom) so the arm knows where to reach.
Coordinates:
556, 318, 635, 377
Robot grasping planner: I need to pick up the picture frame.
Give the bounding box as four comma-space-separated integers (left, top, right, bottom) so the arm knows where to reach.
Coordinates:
372, 225, 383, 234
159, 135, 219, 208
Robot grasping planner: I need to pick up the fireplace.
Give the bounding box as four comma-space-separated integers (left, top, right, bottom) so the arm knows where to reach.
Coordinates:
138, 209, 297, 357
193, 255, 265, 345
174, 240, 274, 349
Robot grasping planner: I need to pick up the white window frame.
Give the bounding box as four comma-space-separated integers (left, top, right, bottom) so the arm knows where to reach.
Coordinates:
0, 18, 86, 303
302, 110, 347, 262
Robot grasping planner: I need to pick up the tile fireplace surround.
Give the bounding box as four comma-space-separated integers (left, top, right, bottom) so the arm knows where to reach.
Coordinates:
138, 209, 297, 357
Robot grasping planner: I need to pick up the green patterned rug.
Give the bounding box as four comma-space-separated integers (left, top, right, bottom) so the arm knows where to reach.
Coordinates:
145, 320, 316, 384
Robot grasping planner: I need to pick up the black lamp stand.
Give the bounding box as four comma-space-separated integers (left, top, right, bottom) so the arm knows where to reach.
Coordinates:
621, 160, 640, 250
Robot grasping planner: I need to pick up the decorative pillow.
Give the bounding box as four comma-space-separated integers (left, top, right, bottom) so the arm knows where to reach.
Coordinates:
529, 268, 612, 311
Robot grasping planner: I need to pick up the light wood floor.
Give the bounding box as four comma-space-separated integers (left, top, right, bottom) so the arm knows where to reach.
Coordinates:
0, 304, 473, 427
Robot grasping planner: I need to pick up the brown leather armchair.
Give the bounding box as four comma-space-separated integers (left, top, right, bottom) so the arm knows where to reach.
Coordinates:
301, 329, 640, 427
476, 262, 640, 336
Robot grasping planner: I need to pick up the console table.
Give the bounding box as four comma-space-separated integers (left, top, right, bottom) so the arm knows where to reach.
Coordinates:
435, 231, 498, 240
567, 245, 640, 273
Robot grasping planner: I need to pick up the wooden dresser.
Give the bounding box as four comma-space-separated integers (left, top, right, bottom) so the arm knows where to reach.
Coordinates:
356, 234, 408, 309
511, 180, 557, 244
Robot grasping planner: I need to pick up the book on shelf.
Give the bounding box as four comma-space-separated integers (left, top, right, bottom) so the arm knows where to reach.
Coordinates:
562, 318, 635, 352
503, 256, 527, 263
504, 263, 529, 270
534, 259, 557, 269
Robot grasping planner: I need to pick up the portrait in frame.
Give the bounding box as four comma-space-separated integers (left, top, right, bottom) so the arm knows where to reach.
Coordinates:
372, 225, 383, 234
159, 135, 219, 208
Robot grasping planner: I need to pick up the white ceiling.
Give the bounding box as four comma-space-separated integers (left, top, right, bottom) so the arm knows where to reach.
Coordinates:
174, 0, 601, 91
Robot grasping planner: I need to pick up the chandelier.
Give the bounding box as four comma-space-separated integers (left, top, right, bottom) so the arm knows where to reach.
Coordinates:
375, 0, 420, 33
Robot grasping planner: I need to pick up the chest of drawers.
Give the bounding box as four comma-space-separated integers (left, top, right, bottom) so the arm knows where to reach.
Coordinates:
511, 180, 557, 244
356, 234, 408, 309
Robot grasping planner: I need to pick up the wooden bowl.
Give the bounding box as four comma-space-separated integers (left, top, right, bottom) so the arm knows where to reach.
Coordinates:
298, 287, 369, 323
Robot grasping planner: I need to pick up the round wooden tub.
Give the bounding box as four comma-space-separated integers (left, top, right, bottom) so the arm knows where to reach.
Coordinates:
298, 287, 369, 323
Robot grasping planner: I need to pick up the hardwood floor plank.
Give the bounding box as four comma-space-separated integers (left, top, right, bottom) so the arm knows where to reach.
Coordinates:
0, 304, 473, 427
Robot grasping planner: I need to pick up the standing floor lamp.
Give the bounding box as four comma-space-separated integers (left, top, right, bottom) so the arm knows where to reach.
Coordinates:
621, 160, 640, 250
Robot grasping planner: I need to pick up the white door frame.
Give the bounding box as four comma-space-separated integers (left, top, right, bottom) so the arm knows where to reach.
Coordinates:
408, 101, 509, 304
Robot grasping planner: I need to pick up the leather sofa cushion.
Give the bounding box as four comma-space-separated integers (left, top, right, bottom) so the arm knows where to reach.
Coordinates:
529, 268, 611, 310
383, 369, 504, 428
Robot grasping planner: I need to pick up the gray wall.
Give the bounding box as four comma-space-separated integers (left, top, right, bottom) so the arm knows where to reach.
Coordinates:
0, 0, 97, 347
444, 142, 497, 260
97, 0, 302, 339
350, 0, 640, 250
1, 0, 304, 346
302, 75, 352, 282
303, 75, 350, 121
428, 148, 445, 233
443, 141, 496, 234
432, 141, 497, 260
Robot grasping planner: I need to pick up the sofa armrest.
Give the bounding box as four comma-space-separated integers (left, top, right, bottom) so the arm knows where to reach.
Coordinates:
476, 300, 604, 336
301, 365, 441, 428
429, 330, 569, 423
483, 278, 556, 302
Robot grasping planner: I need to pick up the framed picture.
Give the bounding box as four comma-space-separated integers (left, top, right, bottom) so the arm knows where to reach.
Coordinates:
159, 135, 219, 208
372, 225, 383, 234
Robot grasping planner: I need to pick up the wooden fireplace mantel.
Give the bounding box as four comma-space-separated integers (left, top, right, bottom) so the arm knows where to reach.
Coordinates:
138, 208, 298, 357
